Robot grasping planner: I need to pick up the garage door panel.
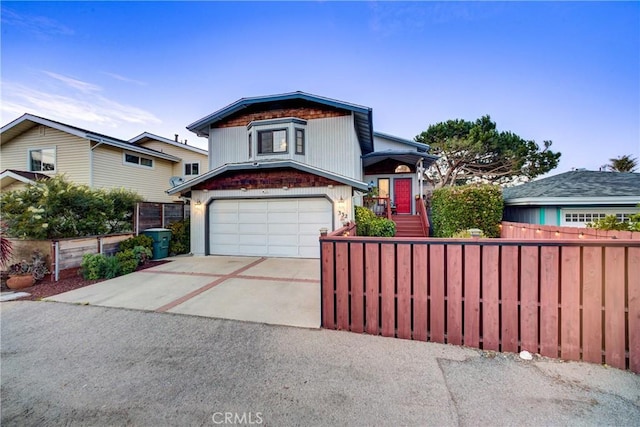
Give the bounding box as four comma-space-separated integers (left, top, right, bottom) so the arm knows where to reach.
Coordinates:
238, 212, 267, 223
268, 200, 298, 211
209, 198, 331, 258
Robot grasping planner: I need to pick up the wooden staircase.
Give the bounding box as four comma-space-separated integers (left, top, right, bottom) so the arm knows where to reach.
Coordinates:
392, 214, 428, 237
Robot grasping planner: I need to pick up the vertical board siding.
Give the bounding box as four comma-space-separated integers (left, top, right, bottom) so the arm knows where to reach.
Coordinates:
321, 237, 640, 373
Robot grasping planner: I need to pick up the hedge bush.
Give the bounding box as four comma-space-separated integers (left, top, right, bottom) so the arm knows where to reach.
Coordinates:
354, 206, 396, 237
431, 184, 503, 238
169, 218, 190, 255
0, 175, 142, 239
587, 210, 640, 232
119, 235, 154, 253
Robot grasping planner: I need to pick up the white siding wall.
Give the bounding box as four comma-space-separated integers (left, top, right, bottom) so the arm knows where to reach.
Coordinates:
373, 135, 417, 151
137, 140, 208, 178
208, 115, 362, 181
92, 145, 177, 202
189, 185, 352, 255
0, 126, 91, 185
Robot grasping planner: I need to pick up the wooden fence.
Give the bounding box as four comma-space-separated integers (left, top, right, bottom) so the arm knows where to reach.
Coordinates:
134, 202, 189, 234
501, 221, 640, 240
320, 234, 640, 373
52, 234, 134, 280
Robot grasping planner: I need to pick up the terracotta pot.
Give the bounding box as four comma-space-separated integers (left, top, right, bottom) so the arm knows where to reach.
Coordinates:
7, 275, 35, 290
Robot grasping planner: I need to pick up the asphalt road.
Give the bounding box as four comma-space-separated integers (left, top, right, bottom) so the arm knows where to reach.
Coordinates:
2, 301, 639, 426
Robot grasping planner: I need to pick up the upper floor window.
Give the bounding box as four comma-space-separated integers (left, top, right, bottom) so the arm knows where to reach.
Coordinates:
29, 148, 56, 172
258, 129, 287, 154
124, 152, 153, 168
184, 162, 200, 176
295, 129, 305, 154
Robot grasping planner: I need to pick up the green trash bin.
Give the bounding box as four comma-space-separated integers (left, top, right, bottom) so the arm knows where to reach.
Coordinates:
142, 228, 172, 260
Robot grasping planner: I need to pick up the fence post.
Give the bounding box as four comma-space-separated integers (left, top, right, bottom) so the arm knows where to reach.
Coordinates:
135, 203, 140, 235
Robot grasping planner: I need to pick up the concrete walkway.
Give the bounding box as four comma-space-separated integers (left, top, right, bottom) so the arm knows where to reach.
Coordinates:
45, 256, 321, 328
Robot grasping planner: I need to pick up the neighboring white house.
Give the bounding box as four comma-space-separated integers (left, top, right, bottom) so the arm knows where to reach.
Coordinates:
0, 114, 208, 203
168, 91, 437, 258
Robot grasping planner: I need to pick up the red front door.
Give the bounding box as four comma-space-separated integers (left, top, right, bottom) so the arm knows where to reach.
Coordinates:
394, 178, 412, 214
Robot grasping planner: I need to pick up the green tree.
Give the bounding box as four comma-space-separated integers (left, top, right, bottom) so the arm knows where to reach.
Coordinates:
415, 115, 561, 188
607, 155, 638, 172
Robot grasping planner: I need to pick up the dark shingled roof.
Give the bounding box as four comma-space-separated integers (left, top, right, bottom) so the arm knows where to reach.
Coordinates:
503, 170, 640, 200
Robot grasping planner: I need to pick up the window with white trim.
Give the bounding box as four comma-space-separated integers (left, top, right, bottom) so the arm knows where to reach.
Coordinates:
29, 148, 56, 172
258, 129, 288, 154
295, 128, 305, 154
184, 162, 199, 176
560, 208, 638, 227
124, 152, 153, 168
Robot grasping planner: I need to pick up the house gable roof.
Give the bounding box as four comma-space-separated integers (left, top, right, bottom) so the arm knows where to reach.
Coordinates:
373, 131, 430, 152
167, 159, 369, 195
187, 91, 374, 154
129, 132, 208, 156
1, 114, 181, 162
503, 170, 640, 206
0, 169, 51, 187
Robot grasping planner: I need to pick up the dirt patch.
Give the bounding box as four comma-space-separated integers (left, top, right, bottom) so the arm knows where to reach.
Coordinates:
4, 260, 171, 301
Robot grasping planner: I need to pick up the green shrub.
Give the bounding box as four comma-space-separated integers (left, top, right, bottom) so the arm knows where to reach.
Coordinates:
81, 253, 108, 280
119, 235, 154, 253
116, 250, 138, 275
103, 255, 121, 279
132, 245, 152, 265
587, 209, 640, 232
431, 184, 503, 238
354, 206, 396, 237
452, 229, 486, 238
169, 218, 190, 255
0, 175, 142, 239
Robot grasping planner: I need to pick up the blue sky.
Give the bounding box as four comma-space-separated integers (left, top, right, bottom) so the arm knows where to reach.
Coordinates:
2, 1, 639, 176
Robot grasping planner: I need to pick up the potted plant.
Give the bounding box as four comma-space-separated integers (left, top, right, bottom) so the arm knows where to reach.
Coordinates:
6, 250, 50, 290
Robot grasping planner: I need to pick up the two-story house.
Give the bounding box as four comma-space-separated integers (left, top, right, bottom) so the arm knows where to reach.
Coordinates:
0, 114, 208, 202
168, 92, 437, 258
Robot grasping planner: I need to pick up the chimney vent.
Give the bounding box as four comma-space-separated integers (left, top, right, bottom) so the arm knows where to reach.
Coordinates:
174, 134, 179, 142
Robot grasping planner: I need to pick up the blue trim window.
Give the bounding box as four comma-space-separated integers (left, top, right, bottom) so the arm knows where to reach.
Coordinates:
258, 129, 287, 154
295, 128, 305, 154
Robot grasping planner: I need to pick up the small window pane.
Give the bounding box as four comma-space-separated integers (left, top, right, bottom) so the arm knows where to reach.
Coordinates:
273, 130, 287, 152
30, 149, 55, 171
125, 154, 139, 164
140, 158, 153, 167
295, 129, 304, 154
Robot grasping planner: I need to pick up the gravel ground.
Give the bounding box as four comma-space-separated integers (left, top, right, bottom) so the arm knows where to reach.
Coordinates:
2, 301, 639, 426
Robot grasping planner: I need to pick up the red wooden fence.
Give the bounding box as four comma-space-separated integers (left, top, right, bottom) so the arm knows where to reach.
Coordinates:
501, 221, 640, 240
320, 236, 640, 372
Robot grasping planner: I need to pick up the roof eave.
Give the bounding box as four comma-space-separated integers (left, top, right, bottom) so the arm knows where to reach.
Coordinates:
167, 160, 369, 195
504, 196, 640, 206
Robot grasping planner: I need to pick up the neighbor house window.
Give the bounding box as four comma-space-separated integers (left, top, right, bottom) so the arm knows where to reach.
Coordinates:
184, 162, 199, 176
248, 132, 252, 158
124, 152, 153, 168
295, 128, 305, 154
258, 129, 287, 154
29, 148, 56, 172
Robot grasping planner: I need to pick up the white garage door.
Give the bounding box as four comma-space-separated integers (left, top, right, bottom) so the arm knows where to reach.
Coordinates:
209, 198, 332, 258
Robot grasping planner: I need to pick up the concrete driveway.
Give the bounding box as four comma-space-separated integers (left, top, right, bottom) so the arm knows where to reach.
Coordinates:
45, 256, 320, 328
